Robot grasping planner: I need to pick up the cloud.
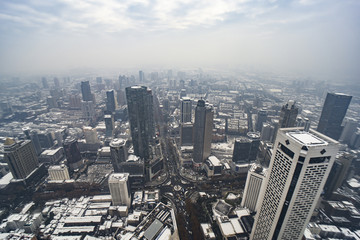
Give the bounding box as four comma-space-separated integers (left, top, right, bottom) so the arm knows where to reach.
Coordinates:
0, 0, 359, 82
0, 0, 281, 33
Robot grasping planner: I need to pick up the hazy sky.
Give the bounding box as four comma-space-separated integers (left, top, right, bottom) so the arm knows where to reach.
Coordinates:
0, 0, 359, 81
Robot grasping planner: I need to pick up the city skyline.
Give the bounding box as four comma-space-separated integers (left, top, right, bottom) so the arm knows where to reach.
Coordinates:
0, 0, 359, 83
0, 70, 359, 239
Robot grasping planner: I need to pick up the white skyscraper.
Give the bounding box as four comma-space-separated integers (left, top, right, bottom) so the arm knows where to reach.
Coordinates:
241, 163, 267, 212
251, 128, 339, 240
108, 173, 131, 208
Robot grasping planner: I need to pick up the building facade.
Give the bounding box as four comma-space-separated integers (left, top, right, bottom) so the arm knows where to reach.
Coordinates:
255, 110, 267, 132
232, 135, 260, 164
317, 93, 352, 140
48, 164, 70, 181
81, 81, 93, 102
193, 100, 214, 165
251, 128, 339, 240
110, 138, 128, 172
4, 138, 39, 179
180, 97, 192, 123
279, 100, 298, 128
106, 90, 117, 113
104, 114, 115, 137
126, 86, 155, 160
241, 164, 266, 212
108, 173, 131, 207
63, 137, 83, 171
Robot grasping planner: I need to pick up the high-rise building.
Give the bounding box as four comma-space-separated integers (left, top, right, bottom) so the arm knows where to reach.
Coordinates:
139, 70, 145, 82
83, 127, 99, 144
37, 131, 54, 149
317, 93, 352, 140
81, 100, 96, 123
69, 94, 81, 109
339, 118, 358, 144
261, 122, 275, 142
232, 134, 260, 164
279, 100, 298, 128
255, 110, 267, 132
251, 128, 339, 240
241, 164, 267, 212
181, 97, 192, 123
110, 138, 128, 172
106, 90, 117, 113
23, 128, 42, 155
324, 152, 354, 198
48, 164, 70, 181
4, 138, 39, 179
180, 123, 193, 146
63, 137, 83, 171
349, 130, 360, 149
126, 86, 155, 160
81, 81, 93, 101
108, 173, 131, 207
104, 114, 115, 137
42, 77, 49, 89
193, 100, 214, 165
53, 77, 60, 89
96, 77, 102, 84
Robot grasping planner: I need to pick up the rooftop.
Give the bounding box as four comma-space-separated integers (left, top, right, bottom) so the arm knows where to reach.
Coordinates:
108, 173, 129, 182
288, 131, 327, 146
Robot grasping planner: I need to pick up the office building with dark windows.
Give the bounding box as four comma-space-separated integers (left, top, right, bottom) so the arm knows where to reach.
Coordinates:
193, 99, 214, 166
126, 86, 155, 160
317, 93, 352, 140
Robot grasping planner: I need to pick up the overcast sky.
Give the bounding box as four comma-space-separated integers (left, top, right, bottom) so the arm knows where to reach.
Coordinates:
0, 0, 359, 82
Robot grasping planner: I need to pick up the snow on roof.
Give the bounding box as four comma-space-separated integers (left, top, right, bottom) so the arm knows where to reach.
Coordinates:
230, 218, 244, 234
288, 132, 326, 146
208, 156, 221, 166
220, 222, 235, 237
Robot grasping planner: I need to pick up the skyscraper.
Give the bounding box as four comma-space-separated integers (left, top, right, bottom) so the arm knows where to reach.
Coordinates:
180, 122, 193, 146
180, 97, 192, 123
53, 77, 60, 89
241, 163, 267, 212
23, 128, 42, 155
4, 138, 39, 179
139, 70, 145, 82
251, 128, 339, 240
317, 93, 352, 140
83, 126, 99, 144
110, 138, 128, 172
42, 77, 49, 89
104, 114, 115, 137
81, 100, 96, 123
81, 81, 93, 101
339, 118, 358, 144
126, 86, 155, 159
106, 89, 117, 112
255, 110, 267, 132
108, 173, 131, 207
279, 100, 298, 128
63, 137, 83, 171
193, 99, 214, 165
232, 134, 260, 164
323, 152, 354, 198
